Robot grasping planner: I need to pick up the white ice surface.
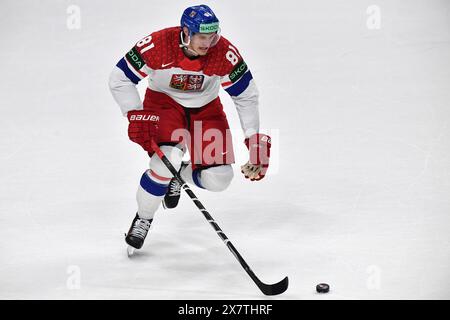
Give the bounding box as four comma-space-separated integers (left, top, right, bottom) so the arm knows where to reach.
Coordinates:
0, 0, 449, 299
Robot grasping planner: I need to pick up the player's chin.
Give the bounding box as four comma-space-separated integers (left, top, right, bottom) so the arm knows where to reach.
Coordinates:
196, 47, 209, 55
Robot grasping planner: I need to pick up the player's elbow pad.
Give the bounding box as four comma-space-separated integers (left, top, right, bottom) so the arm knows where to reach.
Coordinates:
234, 80, 259, 104
108, 66, 125, 92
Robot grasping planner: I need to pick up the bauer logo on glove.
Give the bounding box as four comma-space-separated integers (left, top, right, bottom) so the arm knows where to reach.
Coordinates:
241, 133, 272, 181
128, 114, 160, 122
127, 110, 160, 152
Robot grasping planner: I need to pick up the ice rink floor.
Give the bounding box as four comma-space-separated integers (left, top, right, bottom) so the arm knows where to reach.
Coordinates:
0, 0, 449, 299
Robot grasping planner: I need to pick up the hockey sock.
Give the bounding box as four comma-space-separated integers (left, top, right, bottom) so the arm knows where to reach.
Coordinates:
136, 170, 170, 219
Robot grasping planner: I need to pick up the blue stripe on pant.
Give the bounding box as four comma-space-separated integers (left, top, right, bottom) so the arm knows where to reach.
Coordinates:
192, 169, 205, 189
140, 172, 169, 196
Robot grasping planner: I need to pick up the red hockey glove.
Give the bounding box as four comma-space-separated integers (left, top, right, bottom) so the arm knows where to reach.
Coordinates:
127, 110, 160, 152
241, 133, 271, 181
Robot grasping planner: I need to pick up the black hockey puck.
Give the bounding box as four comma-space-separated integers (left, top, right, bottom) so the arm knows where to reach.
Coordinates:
316, 283, 330, 293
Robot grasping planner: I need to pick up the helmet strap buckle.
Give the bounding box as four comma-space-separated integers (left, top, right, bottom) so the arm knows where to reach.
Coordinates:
179, 31, 199, 57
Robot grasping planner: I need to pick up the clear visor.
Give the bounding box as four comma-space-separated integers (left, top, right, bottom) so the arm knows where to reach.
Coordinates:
180, 27, 221, 52
210, 27, 221, 46
193, 27, 221, 47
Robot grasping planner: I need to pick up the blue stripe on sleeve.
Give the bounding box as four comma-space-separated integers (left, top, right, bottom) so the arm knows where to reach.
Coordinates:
224, 71, 253, 97
116, 58, 140, 84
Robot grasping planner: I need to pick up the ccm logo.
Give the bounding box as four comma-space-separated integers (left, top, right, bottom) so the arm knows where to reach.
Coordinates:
261, 136, 271, 144
129, 114, 160, 121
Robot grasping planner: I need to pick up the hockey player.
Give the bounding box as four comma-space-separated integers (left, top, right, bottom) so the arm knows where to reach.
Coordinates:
109, 5, 272, 251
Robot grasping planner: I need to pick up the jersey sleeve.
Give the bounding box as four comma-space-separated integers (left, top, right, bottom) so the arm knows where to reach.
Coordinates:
116, 37, 152, 84
109, 35, 155, 115
220, 44, 260, 138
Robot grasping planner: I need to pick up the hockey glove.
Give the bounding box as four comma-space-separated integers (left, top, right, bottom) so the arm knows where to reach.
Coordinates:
127, 110, 159, 152
241, 133, 271, 181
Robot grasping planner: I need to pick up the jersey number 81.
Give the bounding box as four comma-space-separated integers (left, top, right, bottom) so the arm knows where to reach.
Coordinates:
137, 35, 155, 54
226, 45, 241, 66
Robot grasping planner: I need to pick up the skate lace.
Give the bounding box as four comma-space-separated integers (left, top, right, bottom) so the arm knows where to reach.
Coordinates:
130, 218, 151, 239
168, 179, 181, 197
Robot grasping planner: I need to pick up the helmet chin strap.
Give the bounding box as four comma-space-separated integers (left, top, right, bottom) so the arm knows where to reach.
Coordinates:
179, 31, 199, 57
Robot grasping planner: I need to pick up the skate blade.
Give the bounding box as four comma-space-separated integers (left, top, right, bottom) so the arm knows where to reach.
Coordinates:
127, 246, 136, 257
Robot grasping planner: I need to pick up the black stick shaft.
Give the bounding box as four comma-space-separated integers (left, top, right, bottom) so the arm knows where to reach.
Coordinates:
151, 141, 266, 289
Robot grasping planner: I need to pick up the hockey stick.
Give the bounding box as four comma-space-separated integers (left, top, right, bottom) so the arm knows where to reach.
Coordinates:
151, 140, 288, 296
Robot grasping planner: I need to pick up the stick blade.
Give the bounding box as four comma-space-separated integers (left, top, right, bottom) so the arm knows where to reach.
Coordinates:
127, 246, 136, 257
258, 276, 289, 296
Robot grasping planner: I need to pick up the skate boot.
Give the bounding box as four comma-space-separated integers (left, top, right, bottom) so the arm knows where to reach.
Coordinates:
125, 213, 152, 250
162, 161, 189, 209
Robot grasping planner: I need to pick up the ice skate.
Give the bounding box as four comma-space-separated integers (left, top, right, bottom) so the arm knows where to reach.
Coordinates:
125, 213, 152, 255
162, 161, 189, 209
